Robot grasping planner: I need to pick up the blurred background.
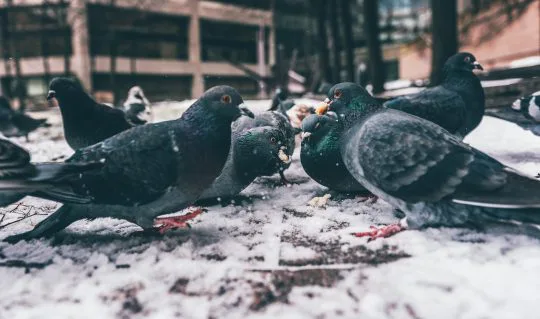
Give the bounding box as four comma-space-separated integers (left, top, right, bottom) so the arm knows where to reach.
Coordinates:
0, 0, 537, 110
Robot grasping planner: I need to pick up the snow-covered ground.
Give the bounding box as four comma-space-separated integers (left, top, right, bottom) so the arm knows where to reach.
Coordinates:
1, 100, 540, 319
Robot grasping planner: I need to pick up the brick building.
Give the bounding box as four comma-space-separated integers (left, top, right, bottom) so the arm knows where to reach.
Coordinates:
0, 0, 302, 102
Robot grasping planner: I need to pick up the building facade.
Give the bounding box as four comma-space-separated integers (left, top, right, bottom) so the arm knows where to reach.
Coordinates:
0, 0, 278, 103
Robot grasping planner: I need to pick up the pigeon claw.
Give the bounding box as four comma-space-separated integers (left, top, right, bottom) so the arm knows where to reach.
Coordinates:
153, 207, 205, 234
352, 222, 406, 242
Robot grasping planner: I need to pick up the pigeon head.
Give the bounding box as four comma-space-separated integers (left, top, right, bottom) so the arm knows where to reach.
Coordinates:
301, 113, 338, 142
47, 77, 88, 107
234, 127, 290, 177
124, 86, 152, 123
319, 82, 377, 116
444, 52, 483, 73
198, 86, 254, 122
275, 87, 289, 101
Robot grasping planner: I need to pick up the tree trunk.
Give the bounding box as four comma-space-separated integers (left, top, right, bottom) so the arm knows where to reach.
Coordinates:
363, 0, 385, 94
315, 0, 331, 84
0, 9, 12, 86
6, 0, 24, 111
41, 1, 51, 85
329, 0, 342, 83
341, 0, 355, 82
61, 0, 70, 76
430, 0, 458, 86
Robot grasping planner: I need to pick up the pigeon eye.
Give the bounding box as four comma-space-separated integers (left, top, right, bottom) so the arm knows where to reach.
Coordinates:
270, 137, 277, 144
221, 95, 232, 104
464, 56, 471, 63
334, 89, 342, 99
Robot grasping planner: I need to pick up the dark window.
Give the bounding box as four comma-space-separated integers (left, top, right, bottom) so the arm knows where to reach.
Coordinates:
88, 5, 189, 60
201, 20, 258, 63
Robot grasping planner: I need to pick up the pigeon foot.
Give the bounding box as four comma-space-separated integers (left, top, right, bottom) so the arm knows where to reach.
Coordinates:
154, 207, 205, 234
352, 218, 408, 241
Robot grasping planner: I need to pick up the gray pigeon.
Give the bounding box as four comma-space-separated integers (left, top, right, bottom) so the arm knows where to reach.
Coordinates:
4, 86, 253, 242
47, 77, 136, 150
324, 82, 540, 240
0, 136, 103, 207
384, 52, 485, 138
198, 111, 294, 202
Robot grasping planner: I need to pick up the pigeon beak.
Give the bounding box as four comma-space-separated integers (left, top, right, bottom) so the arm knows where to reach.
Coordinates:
511, 99, 522, 111
301, 132, 312, 140
278, 149, 291, 164
239, 103, 255, 118
473, 61, 484, 71
315, 99, 330, 115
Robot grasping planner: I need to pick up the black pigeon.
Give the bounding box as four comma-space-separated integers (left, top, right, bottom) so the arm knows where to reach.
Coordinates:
4, 86, 253, 242
47, 77, 136, 150
0, 136, 103, 206
122, 86, 153, 125
323, 82, 540, 240
300, 113, 368, 194
384, 52, 485, 138
0, 96, 50, 140
198, 111, 294, 202
268, 87, 289, 113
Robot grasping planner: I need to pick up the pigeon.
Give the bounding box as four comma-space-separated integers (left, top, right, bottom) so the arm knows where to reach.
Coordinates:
198, 111, 294, 202
268, 89, 315, 130
122, 86, 153, 125
319, 82, 540, 240
511, 91, 540, 122
0, 96, 50, 140
300, 113, 368, 194
0, 136, 103, 207
384, 52, 485, 138
47, 77, 137, 150
4, 86, 253, 242
268, 87, 289, 112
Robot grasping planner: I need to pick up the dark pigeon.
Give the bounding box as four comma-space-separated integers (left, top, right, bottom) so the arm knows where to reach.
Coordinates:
0, 96, 50, 140
484, 91, 540, 136
122, 86, 153, 125
384, 52, 485, 138
300, 113, 368, 194
323, 82, 540, 240
268, 87, 289, 113
198, 111, 294, 202
0, 136, 103, 206
511, 91, 540, 122
4, 86, 253, 242
47, 77, 136, 150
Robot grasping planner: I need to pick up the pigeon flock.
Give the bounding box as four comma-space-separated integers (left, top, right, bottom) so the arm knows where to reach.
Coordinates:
1, 51, 540, 243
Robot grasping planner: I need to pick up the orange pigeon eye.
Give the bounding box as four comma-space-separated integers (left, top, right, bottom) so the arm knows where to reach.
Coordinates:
221, 95, 231, 104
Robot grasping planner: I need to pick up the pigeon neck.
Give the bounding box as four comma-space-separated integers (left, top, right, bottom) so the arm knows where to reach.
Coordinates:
56, 92, 97, 117
442, 68, 481, 88
337, 102, 382, 130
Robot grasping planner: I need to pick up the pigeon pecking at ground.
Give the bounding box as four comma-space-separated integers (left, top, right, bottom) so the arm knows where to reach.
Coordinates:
197, 111, 294, 202
384, 52, 485, 138
47, 77, 139, 150
300, 113, 369, 195
122, 86, 153, 125
318, 82, 540, 240
0, 96, 50, 141
0, 135, 103, 207
3, 86, 253, 242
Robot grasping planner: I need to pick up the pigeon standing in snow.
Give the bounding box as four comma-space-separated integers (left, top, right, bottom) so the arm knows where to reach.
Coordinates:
122, 86, 153, 125
384, 52, 485, 138
268, 89, 314, 130
4, 86, 253, 242
0, 96, 50, 141
198, 111, 294, 201
300, 113, 368, 194
319, 82, 540, 240
0, 136, 103, 206
47, 77, 137, 150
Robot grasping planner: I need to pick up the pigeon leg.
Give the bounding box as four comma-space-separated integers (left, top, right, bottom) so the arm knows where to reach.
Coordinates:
352, 218, 408, 241
279, 171, 291, 185
153, 207, 205, 234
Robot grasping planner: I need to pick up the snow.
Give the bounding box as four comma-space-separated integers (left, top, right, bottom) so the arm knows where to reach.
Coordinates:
2, 99, 540, 318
